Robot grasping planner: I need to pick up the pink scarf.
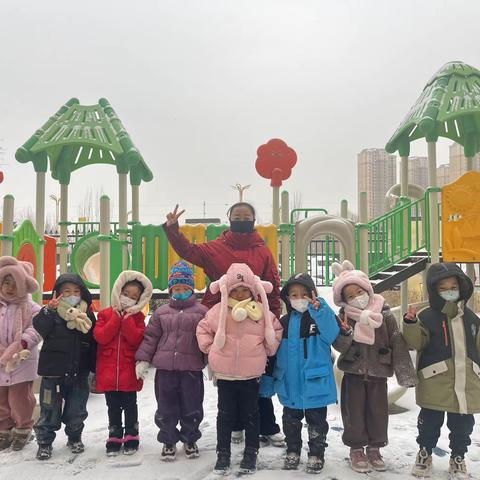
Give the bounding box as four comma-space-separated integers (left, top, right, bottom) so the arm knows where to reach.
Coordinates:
344, 294, 385, 345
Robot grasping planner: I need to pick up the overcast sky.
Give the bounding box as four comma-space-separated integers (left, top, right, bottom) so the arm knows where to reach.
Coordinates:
1, 0, 479, 225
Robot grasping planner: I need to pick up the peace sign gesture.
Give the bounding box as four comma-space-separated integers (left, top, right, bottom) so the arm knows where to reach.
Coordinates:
48, 292, 63, 310
304, 290, 321, 310
405, 305, 417, 321
166, 204, 185, 226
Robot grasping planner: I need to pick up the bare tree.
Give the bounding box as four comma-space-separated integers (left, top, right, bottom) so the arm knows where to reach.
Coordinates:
16, 206, 34, 223
77, 187, 94, 221
292, 192, 303, 222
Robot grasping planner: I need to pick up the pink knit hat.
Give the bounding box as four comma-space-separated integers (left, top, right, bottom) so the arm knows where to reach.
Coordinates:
0, 256, 39, 303
209, 263, 276, 349
331, 260, 374, 307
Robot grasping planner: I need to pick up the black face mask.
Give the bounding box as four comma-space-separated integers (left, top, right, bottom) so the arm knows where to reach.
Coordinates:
229, 220, 255, 233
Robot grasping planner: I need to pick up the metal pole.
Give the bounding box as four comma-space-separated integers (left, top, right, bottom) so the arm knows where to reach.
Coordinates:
131, 184, 140, 224
100, 195, 111, 309
465, 156, 475, 308
118, 173, 128, 269
400, 156, 409, 320
35, 172, 46, 297
1, 195, 14, 256
359, 192, 369, 274
340, 199, 348, 261
59, 183, 69, 274
272, 186, 280, 226
280, 190, 290, 281
427, 142, 440, 264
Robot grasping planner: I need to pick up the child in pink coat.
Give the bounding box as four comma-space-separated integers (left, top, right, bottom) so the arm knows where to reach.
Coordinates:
0, 257, 41, 451
196, 263, 283, 475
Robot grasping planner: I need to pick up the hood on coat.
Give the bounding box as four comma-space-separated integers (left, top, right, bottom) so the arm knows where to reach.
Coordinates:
426, 262, 473, 311
209, 263, 275, 348
0, 256, 39, 303
111, 270, 153, 314
280, 273, 317, 313
221, 230, 265, 250
53, 273, 92, 307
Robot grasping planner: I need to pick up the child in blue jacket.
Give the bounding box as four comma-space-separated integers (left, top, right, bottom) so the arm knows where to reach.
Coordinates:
273, 273, 339, 474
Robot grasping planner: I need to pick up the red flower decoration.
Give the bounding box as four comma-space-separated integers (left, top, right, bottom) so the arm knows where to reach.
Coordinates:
255, 139, 297, 187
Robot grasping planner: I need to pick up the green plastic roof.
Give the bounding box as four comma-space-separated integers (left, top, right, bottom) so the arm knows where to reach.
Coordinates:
386, 61, 480, 157
15, 98, 153, 185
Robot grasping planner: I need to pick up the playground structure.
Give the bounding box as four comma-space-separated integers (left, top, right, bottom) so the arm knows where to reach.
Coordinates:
0, 61, 479, 313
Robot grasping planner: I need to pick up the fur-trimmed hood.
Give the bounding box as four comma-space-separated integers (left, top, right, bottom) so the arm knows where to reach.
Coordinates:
111, 270, 153, 314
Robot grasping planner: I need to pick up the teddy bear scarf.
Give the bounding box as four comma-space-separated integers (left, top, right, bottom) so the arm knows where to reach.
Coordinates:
57, 299, 92, 334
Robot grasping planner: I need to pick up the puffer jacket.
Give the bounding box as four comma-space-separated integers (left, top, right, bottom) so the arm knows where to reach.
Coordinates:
0, 297, 41, 386
94, 270, 152, 391
273, 273, 340, 410
403, 262, 480, 414
33, 274, 96, 377
196, 303, 282, 379
135, 294, 208, 371
333, 304, 416, 386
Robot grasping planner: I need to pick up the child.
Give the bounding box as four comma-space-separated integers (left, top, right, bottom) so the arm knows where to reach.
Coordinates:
274, 272, 339, 474
331, 260, 416, 473
403, 262, 480, 479
0, 257, 41, 451
196, 263, 282, 475
94, 270, 152, 456
33, 273, 97, 460
135, 261, 207, 461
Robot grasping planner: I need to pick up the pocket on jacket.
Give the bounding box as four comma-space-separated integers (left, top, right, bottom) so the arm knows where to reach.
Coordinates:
304, 366, 331, 398
378, 347, 392, 365
420, 360, 448, 379
273, 368, 288, 397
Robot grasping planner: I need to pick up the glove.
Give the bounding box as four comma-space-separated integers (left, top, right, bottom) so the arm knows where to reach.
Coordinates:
135, 361, 149, 380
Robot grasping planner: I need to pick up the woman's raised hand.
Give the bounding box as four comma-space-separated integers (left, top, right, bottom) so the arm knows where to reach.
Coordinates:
166, 204, 185, 226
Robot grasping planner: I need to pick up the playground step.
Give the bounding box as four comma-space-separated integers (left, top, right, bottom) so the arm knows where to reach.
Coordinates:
371, 255, 429, 293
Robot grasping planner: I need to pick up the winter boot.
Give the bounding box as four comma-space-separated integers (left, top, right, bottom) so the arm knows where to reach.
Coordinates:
36, 444, 53, 460
67, 437, 85, 454
106, 426, 123, 456
0, 430, 12, 451
283, 451, 301, 470
412, 447, 433, 477
259, 432, 286, 447
124, 423, 139, 455
213, 449, 231, 475
11, 428, 32, 451
161, 443, 176, 462
231, 430, 244, 444
239, 447, 258, 474
184, 442, 199, 459
123, 435, 139, 455
306, 453, 325, 474
366, 446, 386, 472
448, 455, 469, 480
349, 447, 371, 473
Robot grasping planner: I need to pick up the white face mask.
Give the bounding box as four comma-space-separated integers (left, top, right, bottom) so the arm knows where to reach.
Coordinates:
120, 295, 137, 309
64, 295, 81, 307
290, 298, 309, 313
440, 290, 460, 302
347, 292, 370, 310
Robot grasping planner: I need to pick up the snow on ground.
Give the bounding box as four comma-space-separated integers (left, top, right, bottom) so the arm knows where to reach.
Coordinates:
0, 372, 479, 480
1, 288, 479, 479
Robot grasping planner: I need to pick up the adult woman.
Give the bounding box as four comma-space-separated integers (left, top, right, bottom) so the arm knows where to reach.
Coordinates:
163, 202, 284, 447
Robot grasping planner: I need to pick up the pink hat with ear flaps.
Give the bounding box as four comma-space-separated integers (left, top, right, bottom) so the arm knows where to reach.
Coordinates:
209, 263, 275, 349
331, 260, 374, 307
0, 256, 39, 301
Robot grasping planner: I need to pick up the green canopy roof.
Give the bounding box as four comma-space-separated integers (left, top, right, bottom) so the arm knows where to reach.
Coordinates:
15, 98, 153, 185
386, 61, 480, 157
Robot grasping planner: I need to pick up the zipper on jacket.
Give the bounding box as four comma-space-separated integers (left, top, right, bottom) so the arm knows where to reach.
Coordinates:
116, 331, 121, 390
442, 320, 449, 347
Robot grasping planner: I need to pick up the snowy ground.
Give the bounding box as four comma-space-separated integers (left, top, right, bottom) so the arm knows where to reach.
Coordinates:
1, 288, 479, 479
0, 375, 479, 480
